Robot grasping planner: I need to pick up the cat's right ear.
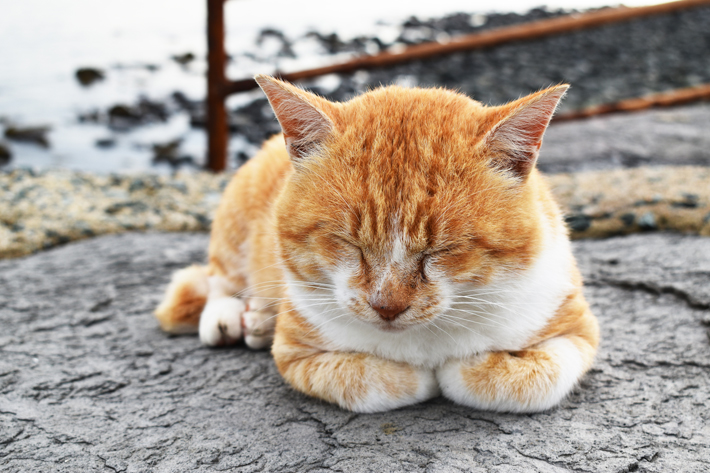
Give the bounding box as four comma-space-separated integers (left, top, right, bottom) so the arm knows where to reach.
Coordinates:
255, 75, 336, 163
483, 84, 568, 181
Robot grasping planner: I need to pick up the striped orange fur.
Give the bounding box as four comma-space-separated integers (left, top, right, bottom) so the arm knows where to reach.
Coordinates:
155, 76, 599, 413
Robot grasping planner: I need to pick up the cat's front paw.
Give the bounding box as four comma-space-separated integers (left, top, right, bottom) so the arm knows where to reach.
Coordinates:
436, 337, 587, 413
199, 297, 246, 346
242, 309, 276, 350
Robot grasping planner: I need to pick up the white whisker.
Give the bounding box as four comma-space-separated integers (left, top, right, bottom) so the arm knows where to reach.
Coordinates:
443, 309, 508, 328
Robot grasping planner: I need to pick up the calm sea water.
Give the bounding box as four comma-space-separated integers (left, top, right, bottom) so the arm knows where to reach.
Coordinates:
0, 0, 659, 173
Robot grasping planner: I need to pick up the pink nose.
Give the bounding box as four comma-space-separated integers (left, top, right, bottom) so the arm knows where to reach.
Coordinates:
370, 302, 409, 321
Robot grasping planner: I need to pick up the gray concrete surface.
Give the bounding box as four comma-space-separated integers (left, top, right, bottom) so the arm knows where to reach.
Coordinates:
539, 103, 710, 173
1, 232, 709, 472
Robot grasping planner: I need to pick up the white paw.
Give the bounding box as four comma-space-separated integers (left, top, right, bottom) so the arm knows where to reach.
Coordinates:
243, 310, 276, 350
199, 297, 246, 346
349, 367, 440, 413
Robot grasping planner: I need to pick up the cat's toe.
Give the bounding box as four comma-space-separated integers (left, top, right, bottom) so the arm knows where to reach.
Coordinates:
242, 310, 275, 350
199, 297, 246, 346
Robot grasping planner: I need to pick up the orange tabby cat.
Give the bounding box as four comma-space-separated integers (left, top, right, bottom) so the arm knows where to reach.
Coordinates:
155, 75, 599, 413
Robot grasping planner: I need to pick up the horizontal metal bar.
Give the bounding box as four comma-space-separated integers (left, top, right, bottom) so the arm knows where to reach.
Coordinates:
554, 83, 710, 121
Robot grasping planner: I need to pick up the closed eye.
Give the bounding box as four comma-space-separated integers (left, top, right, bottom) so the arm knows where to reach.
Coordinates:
420, 247, 458, 280
332, 236, 364, 261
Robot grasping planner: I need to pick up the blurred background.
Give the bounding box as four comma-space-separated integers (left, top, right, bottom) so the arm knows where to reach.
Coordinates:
0, 0, 684, 173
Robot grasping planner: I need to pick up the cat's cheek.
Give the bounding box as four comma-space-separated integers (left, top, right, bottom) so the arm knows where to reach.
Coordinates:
330, 263, 369, 313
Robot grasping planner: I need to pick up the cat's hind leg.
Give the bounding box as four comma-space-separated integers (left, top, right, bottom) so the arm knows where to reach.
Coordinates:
437, 297, 599, 413
155, 265, 210, 334
154, 265, 254, 347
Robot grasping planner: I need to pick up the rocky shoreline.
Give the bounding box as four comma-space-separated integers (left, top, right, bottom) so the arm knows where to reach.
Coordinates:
0, 170, 228, 259
2, 163, 709, 260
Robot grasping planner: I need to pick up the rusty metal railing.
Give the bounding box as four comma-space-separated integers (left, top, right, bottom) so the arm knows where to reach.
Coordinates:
205, 0, 710, 171
554, 83, 710, 122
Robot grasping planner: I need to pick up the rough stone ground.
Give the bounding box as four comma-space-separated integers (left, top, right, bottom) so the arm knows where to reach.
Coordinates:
541, 103, 710, 173
1, 232, 708, 472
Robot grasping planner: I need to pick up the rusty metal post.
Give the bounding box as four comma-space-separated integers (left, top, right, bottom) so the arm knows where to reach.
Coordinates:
206, 0, 228, 171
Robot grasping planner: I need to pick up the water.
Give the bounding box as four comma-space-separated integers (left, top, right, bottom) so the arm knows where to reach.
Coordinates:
0, 0, 662, 173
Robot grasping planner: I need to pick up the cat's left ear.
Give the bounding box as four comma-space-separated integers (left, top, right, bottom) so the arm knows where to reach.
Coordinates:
484, 84, 568, 180
255, 74, 338, 163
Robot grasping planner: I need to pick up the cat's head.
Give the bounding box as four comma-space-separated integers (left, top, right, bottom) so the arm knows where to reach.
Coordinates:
256, 75, 567, 333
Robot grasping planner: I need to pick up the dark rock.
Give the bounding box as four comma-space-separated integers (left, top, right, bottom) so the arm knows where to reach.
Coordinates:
94, 138, 116, 149
151, 139, 195, 169
256, 29, 295, 58
0, 232, 708, 471
235, 151, 250, 167
226, 98, 281, 145
107, 98, 170, 130
172, 91, 202, 113
191, 212, 212, 228
4, 125, 51, 148
113, 62, 160, 72
304, 31, 341, 54
77, 110, 101, 123
108, 104, 140, 121
152, 139, 181, 161
620, 213, 635, 226
75, 67, 105, 86
104, 201, 149, 215
127, 176, 160, 193
565, 214, 592, 232
171, 52, 196, 65
0, 141, 11, 165
672, 193, 700, 208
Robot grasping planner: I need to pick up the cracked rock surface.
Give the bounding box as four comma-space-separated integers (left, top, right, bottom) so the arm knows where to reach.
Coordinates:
1, 232, 709, 472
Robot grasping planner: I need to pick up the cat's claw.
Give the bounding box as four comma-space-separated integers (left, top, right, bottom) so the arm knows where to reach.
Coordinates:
199, 297, 246, 346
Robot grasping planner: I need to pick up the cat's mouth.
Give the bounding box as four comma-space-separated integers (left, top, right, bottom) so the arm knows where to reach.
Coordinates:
372, 314, 433, 333
375, 321, 408, 333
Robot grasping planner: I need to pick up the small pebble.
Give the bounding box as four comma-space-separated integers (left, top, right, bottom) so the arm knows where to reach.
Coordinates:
620, 213, 635, 226
565, 214, 592, 232
638, 212, 657, 231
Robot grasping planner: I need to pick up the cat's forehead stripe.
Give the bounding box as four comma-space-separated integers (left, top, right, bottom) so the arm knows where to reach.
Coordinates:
389, 231, 408, 265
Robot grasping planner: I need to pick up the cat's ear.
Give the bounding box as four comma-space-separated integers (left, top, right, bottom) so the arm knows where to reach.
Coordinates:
255, 74, 336, 162
484, 84, 568, 180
